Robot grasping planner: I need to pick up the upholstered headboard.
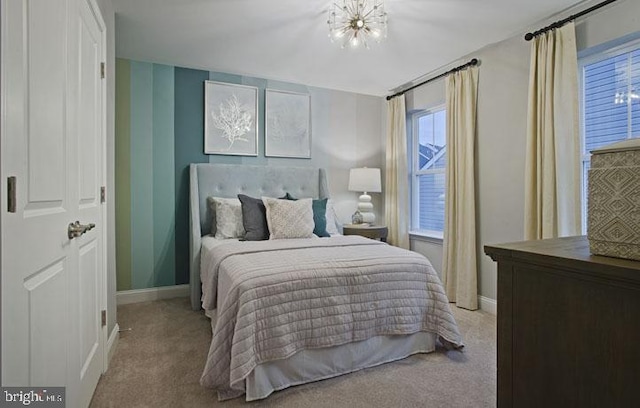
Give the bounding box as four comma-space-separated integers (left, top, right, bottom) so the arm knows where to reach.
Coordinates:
189, 163, 330, 310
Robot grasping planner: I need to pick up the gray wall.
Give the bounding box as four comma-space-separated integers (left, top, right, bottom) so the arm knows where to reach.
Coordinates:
406, 0, 640, 302
299, 88, 386, 225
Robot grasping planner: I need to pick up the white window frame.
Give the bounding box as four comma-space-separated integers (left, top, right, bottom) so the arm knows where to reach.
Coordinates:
578, 38, 640, 233
410, 105, 446, 239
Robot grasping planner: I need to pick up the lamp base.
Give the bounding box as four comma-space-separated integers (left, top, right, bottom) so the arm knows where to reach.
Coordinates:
360, 212, 375, 224
357, 192, 375, 224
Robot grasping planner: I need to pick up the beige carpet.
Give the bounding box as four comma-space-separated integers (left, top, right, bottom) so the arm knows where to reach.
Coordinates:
90, 297, 496, 408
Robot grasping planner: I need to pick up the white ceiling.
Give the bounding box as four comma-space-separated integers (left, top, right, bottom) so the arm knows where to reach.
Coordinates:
113, 0, 586, 96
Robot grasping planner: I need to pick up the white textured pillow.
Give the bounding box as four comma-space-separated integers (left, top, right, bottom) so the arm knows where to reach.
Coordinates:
211, 197, 245, 239
262, 197, 314, 239
325, 199, 341, 236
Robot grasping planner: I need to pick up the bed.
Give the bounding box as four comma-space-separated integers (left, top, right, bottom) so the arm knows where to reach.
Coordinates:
189, 163, 463, 401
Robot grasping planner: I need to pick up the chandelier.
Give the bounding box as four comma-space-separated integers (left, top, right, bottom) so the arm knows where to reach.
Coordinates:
327, 0, 388, 49
614, 89, 639, 105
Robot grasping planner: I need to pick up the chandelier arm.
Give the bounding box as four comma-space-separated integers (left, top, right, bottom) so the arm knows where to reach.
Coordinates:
362, 8, 376, 19
346, 1, 357, 16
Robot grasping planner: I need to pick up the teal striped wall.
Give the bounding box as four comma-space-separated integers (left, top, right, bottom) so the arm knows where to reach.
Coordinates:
115, 59, 131, 290
173, 66, 208, 287
117, 60, 178, 290
151, 64, 176, 288
116, 59, 316, 290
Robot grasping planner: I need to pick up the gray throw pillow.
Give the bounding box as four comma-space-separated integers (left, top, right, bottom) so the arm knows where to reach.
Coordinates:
238, 194, 269, 241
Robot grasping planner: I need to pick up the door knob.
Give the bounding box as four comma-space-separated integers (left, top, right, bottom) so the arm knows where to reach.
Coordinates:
68, 221, 96, 239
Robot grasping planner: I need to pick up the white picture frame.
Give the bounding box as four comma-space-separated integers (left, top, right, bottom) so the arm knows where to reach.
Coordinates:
265, 89, 311, 158
204, 81, 258, 156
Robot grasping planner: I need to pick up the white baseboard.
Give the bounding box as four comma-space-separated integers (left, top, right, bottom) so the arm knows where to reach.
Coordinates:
116, 284, 189, 305
478, 295, 497, 315
106, 323, 119, 368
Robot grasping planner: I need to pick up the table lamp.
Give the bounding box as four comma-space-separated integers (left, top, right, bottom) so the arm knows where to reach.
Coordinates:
348, 167, 381, 224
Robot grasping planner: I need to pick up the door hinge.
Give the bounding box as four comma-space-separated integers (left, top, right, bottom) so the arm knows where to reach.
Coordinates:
100, 62, 105, 79
7, 176, 16, 213
100, 186, 106, 203
101, 310, 107, 327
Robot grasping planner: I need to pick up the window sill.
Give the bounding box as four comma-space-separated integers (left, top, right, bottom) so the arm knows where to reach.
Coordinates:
409, 231, 444, 245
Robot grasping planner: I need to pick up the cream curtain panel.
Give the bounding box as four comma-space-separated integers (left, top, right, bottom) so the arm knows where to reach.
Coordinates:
524, 22, 581, 240
384, 95, 410, 249
442, 67, 479, 310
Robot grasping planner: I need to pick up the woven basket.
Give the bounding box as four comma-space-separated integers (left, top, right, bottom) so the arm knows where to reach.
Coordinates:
588, 139, 640, 261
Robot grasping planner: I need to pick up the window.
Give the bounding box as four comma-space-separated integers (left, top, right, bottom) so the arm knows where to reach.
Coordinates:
580, 41, 640, 231
410, 107, 446, 238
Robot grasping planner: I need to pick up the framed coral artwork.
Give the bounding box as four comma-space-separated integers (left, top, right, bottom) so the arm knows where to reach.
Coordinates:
204, 81, 258, 156
265, 89, 311, 158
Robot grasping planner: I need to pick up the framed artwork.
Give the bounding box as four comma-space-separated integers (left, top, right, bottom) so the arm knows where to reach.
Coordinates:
204, 81, 258, 156
265, 89, 311, 158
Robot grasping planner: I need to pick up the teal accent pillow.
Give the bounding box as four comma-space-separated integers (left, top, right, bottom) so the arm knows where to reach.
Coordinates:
284, 193, 330, 237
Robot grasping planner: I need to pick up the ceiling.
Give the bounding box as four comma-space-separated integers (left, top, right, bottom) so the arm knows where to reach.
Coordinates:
113, 0, 586, 96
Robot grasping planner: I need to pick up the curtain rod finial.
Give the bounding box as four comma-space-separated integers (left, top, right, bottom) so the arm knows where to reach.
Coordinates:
524, 32, 534, 41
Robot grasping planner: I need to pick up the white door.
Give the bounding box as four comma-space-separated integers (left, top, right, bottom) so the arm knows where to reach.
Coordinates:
1, 0, 106, 407
76, 1, 107, 406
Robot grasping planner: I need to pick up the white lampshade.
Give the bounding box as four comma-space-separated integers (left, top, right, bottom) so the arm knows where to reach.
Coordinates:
348, 167, 381, 224
348, 168, 381, 193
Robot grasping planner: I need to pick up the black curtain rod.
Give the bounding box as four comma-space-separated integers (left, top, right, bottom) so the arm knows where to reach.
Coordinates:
524, 0, 618, 41
386, 58, 478, 101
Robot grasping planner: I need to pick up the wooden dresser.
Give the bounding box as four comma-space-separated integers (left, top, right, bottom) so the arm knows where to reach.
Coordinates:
485, 236, 640, 407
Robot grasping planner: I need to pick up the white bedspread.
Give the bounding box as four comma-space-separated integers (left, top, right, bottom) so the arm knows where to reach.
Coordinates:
200, 236, 238, 311
199, 236, 463, 400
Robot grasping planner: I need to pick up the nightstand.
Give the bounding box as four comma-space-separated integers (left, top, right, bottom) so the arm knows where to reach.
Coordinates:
343, 224, 388, 242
